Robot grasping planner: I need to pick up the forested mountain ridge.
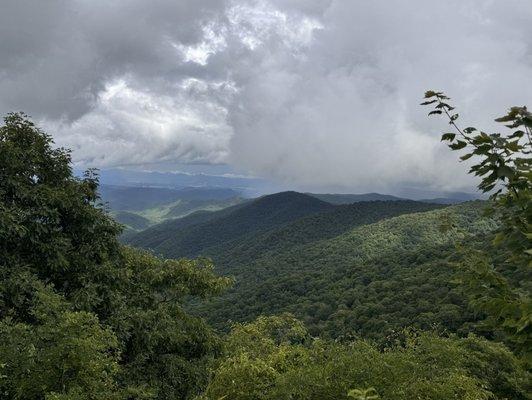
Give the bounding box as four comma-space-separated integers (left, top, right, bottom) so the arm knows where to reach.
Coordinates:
308, 192, 480, 205
125, 191, 334, 257
100, 184, 244, 230
126, 188, 495, 339
126, 195, 443, 259
199, 200, 445, 269
308, 192, 405, 204
123, 205, 250, 249
192, 201, 498, 338
112, 211, 152, 231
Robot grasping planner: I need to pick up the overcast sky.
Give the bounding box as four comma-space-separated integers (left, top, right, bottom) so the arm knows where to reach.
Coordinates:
1, 0, 531, 193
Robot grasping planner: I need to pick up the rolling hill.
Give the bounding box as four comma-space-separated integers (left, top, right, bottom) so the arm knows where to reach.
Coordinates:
308, 192, 405, 204
112, 211, 152, 231
126, 191, 334, 257
203, 200, 445, 268
127, 193, 445, 267
191, 201, 496, 338
309, 192, 478, 205
99, 184, 244, 229
125, 191, 496, 340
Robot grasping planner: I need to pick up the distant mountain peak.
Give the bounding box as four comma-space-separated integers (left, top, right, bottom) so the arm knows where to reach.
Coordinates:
307, 192, 405, 205
126, 190, 333, 257
257, 190, 330, 204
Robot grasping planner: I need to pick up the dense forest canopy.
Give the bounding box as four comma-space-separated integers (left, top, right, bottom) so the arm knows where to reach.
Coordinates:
199, 315, 527, 400
0, 113, 231, 399
128, 196, 498, 339
0, 95, 530, 400
191, 202, 498, 339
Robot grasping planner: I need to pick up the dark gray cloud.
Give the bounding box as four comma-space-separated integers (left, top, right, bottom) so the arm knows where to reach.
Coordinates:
1, 0, 531, 192
0, 0, 227, 119
226, 0, 532, 192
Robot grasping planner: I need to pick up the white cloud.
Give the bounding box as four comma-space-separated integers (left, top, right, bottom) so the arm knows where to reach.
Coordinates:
176, 22, 228, 65
1, 0, 531, 192
45, 78, 234, 167
225, 0, 532, 192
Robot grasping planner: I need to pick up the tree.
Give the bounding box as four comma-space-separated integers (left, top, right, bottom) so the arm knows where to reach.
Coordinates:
347, 388, 380, 400
0, 113, 123, 320
0, 113, 231, 399
199, 315, 528, 400
0, 284, 121, 400
422, 92, 531, 358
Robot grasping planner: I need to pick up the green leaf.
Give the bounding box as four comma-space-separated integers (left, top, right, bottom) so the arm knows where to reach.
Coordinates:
508, 130, 525, 139
441, 133, 456, 141
495, 106, 521, 122
497, 165, 515, 178
506, 141, 521, 152
475, 132, 492, 144
473, 144, 492, 155
449, 141, 467, 150
436, 103, 454, 110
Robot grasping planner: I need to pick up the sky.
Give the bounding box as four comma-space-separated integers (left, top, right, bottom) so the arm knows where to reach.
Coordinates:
1, 0, 531, 194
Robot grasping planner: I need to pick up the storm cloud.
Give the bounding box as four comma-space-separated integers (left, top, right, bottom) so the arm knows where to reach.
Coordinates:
1, 0, 531, 192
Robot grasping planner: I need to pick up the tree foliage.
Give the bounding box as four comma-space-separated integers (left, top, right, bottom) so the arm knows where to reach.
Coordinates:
199, 315, 529, 400
0, 113, 231, 399
194, 202, 497, 340
0, 284, 121, 400
422, 92, 531, 358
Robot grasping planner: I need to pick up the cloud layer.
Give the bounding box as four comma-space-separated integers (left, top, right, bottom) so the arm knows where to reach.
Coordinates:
1, 0, 531, 192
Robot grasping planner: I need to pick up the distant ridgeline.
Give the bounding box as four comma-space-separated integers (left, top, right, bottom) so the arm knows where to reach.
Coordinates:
98, 184, 245, 234
125, 192, 496, 339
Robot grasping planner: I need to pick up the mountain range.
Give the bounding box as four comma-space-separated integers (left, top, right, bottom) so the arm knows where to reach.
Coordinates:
99, 184, 245, 232
101, 183, 476, 234
124, 191, 495, 339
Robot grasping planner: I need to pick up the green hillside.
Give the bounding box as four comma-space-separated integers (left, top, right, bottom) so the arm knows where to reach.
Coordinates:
112, 211, 152, 231
124, 207, 245, 250
309, 192, 404, 204
204, 200, 444, 268
126, 192, 492, 340
127, 197, 441, 262
100, 184, 244, 226
192, 201, 498, 339
126, 191, 334, 257
165, 197, 241, 218
135, 196, 243, 223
